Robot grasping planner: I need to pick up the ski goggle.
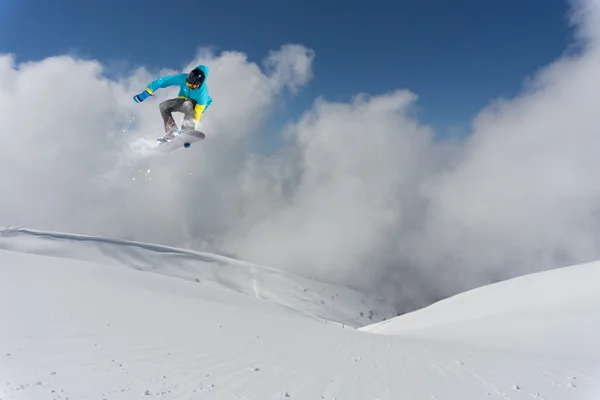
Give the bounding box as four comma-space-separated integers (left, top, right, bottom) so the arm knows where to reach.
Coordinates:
186, 81, 200, 89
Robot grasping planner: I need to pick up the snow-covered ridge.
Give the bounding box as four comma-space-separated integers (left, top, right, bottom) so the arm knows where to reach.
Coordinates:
0, 226, 396, 327
2, 227, 599, 399
363, 259, 600, 334
362, 258, 600, 360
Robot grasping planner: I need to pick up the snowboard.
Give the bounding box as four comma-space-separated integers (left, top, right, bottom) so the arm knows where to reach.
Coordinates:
153, 130, 206, 152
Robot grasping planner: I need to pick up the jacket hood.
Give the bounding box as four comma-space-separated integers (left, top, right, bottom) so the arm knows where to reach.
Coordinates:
194, 65, 209, 77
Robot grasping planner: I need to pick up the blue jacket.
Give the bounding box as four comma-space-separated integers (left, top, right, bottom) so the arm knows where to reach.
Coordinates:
144, 65, 213, 123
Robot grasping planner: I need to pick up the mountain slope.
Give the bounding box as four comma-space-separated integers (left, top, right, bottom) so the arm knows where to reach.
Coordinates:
1, 227, 599, 399
0, 227, 396, 327
362, 260, 600, 354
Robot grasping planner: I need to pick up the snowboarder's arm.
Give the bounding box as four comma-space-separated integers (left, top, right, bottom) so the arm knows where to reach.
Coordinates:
133, 74, 183, 103
146, 74, 182, 94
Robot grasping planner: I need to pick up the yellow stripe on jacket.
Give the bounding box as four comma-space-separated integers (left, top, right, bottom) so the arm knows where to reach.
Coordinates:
194, 103, 206, 122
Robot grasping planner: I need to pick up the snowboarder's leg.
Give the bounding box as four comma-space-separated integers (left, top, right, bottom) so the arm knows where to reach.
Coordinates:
159, 98, 186, 139
179, 99, 198, 132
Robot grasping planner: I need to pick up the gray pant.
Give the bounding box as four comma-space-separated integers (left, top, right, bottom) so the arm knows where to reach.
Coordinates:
159, 98, 197, 135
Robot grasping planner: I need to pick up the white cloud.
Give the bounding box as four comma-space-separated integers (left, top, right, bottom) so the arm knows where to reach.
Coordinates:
263, 44, 315, 93
2, 0, 600, 314
224, 90, 437, 284
0, 45, 315, 247
218, 0, 600, 311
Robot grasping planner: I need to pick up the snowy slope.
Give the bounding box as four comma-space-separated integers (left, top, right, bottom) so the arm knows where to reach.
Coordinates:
362, 261, 600, 353
1, 228, 600, 399
0, 227, 396, 327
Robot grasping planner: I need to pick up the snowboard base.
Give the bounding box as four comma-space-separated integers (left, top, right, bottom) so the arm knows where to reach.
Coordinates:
154, 130, 206, 152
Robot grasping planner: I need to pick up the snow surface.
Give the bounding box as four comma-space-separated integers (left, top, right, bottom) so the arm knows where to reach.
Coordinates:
1, 227, 599, 399
0, 227, 396, 328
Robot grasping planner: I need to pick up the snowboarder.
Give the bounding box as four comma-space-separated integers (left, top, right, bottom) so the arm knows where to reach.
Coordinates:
133, 65, 213, 141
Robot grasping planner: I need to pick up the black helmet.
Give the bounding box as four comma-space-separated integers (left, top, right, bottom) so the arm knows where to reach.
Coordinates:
186, 68, 205, 89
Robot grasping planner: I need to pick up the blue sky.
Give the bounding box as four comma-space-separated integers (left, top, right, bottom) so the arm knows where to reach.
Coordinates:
0, 0, 575, 140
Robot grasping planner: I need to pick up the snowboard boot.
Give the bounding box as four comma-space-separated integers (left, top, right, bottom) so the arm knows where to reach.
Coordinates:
162, 116, 180, 141
162, 127, 178, 141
